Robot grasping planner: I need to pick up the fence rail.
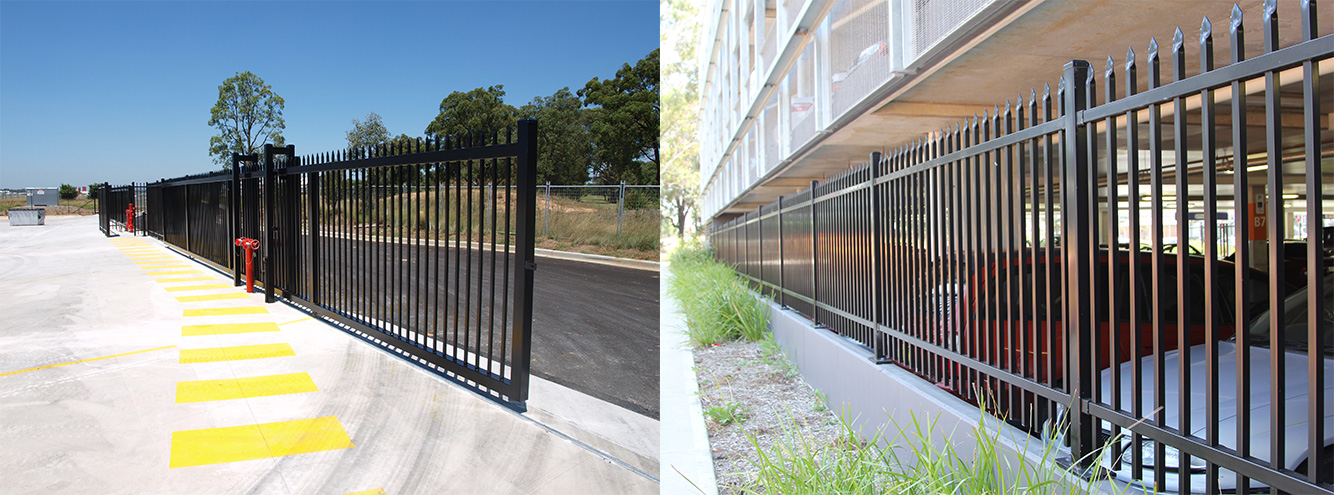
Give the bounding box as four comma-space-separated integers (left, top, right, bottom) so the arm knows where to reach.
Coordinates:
711, 3, 1333, 493
101, 120, 539, 403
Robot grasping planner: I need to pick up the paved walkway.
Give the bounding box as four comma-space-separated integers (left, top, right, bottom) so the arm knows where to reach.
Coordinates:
0, 216, 657, 494
659, 265, 718, 495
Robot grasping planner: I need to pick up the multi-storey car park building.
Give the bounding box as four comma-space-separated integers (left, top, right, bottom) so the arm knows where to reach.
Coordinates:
699, 0, 1334, 493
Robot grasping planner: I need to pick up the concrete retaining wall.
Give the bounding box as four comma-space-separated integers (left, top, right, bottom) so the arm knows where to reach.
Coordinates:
763, 297, 1123, 494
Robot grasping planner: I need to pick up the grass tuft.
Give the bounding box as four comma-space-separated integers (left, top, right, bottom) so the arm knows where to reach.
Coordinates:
667, 240, 771, 346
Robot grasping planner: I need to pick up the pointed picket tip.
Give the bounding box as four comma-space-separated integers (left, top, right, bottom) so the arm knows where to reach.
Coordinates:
1231, 4, 1244, 32
1031, 88, 1038, 103
1043, 82, 1051, 99
1105, 56, 1116, 77
1126, 47, 1136, 70
1263, 0, 1277, 22
1016, 93, 1025, 107
1201, 17, 1213, 43
1172, 27, 1185, 52
1148, 38, 1160, 60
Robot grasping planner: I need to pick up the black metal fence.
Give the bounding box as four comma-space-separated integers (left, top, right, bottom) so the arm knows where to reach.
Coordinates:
711, 3, 1332, 493
104, 120, 538, 402
97, 182, 147, 236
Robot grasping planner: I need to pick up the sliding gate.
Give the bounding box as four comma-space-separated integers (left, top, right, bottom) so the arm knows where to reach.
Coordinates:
129, 120, 538, 402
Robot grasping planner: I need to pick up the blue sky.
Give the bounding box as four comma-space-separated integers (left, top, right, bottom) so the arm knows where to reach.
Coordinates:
0, 1, 658, 188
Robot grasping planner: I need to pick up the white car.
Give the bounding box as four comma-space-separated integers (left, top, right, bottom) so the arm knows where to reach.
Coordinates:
1071, 274, 1334, 493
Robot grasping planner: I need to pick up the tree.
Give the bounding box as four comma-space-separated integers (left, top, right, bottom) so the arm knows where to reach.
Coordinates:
424, 85, 517, 140
59, 184, 78, 200
208, 71, 285, 168
346, 111, 390, 153
87, 183, 101, 200
580, 49, 660, 185
661, 0, 701, 238
519, 87, 594, 184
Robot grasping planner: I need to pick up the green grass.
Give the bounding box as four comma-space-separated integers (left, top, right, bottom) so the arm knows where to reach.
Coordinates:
704, 402, 750, 426
739, 405, 1133, 495
667, 240, 771, 346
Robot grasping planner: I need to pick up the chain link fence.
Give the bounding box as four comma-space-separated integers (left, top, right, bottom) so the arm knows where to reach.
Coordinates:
539, 183, 659, 253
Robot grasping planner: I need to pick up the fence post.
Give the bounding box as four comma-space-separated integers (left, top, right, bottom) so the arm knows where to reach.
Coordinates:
509, 118, 539, 402
778, 195, 785, 308
231, 153, 244, 286
543, 182, 550, 238
263, 145, 277, 304
1061, 60, 1095, 468
810, 179, 820, 325
184, 181, 192, 253
869, 152, 884, 362
617, 181, 626, 239
307, 165, 319, 306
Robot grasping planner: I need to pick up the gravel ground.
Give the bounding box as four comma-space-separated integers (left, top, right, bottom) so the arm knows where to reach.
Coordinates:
693, 339, 843, 494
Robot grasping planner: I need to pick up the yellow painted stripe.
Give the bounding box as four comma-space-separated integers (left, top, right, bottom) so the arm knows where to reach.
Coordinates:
175, 372, 318, 403
151, 270, 202, 276
156, 276, 216, 283
164, 284, 232, 292
136, 260, 181, 265
126, 253, 167, 257
168, 416, 353, 468
342, 490, 387, 495
278, 317, 313, 326
176, 293, 250, 303
179, 343, 294, 363
181, 322, 280, 336
184, 306, 268, 317
0, 346, 176, 377
144, 265, 192, 270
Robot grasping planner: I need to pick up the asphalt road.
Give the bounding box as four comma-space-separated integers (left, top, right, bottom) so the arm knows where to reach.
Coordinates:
530, 256, 659, 418
309, 236, 660, 418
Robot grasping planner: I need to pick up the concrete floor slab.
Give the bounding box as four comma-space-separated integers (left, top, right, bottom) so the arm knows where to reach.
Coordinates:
0, 216, 657, 494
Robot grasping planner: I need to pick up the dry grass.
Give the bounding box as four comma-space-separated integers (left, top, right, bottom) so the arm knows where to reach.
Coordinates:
0, 194, 97, 216
317, 189, 659, 259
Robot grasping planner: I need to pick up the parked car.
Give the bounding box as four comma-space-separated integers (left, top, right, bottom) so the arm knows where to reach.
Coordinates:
1074, 273, 1334, 493
953, 249, 1275, 384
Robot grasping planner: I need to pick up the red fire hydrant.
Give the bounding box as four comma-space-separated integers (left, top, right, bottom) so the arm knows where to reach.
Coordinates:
234, 237, 260, 293
125, 203, 135, 232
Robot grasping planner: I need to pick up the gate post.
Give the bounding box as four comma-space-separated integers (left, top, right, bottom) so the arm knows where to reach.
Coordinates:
308, 166, 320, 306
509, 119, 539, 402
1061, 60, 1096, 467
263, 145, 277, 303
231, 153, 244, 287
617, 181, 626, 239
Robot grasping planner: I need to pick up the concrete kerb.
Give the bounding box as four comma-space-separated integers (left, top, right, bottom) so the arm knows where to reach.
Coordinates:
536, 247, 659, 271
659, 265, 719, 495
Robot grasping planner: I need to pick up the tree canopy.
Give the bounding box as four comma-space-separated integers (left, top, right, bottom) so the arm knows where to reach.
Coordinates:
661, 0, 701, 238
519, 87, 594, 185
346, 111, 390, 153
208, 71, 285, 168
424, 85, 517, 141
580, 49, 660, 185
